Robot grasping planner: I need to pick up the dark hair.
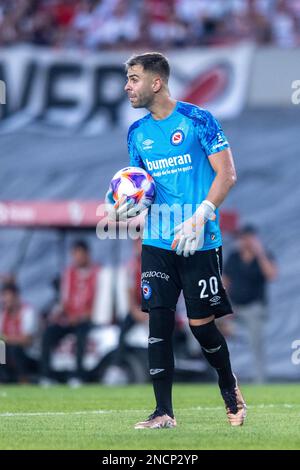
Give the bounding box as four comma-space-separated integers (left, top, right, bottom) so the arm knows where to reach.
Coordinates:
1, 282, 19, 295
125, 52, 170, 82
71, 240, 89, 252
238, 224, 258, 236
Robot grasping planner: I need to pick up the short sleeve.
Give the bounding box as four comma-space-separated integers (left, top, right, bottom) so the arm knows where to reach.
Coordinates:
199, 110, 229, 157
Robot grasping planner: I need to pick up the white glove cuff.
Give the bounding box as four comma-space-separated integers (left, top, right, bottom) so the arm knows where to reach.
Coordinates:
199, 200, 216, 221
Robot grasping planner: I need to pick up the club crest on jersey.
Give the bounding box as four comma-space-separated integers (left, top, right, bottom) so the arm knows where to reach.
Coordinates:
171, 129, 184, 146
142, 281, 152, 300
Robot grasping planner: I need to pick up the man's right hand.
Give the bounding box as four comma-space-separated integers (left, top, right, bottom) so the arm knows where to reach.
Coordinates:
105, 188, 139, 221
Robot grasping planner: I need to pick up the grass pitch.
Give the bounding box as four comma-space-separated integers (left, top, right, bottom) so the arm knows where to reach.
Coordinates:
0, 384, 299, 450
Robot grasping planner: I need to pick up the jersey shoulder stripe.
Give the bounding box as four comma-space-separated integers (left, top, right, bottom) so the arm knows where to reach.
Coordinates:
177, 101, 229, 155
176, 101, 210, 125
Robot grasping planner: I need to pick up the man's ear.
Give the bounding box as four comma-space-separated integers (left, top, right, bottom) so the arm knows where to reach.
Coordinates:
152, 77, 162, 93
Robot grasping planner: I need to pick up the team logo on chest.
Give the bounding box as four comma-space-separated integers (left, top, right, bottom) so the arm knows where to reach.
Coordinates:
171, 129, 185, 146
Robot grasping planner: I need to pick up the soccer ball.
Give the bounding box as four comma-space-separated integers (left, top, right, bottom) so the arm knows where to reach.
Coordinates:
110, 166, 156, 211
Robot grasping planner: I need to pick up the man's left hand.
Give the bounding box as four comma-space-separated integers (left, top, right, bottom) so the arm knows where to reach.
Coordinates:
171, 200, 216, 257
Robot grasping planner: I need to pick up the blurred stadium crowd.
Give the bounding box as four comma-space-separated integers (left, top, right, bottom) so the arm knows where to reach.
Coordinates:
0, 238, 147, 385
0, 238, 207, 386
0, 0, 300, 49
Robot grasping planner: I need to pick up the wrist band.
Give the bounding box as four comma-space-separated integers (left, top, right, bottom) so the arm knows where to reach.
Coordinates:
202, 200, 216, 212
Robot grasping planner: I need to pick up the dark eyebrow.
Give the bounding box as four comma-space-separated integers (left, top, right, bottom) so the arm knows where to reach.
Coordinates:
127, 73, 140, 79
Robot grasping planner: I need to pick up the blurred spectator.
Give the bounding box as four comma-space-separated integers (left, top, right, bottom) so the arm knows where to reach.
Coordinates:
271, 0, 298, 47
223, 225, 277, 383
103, 239, 148, 385
0, 0, 299, 49
143, 0, 175, 48
126, 239, 148, 325
91, 0, 141, 49
0, 282, 36, 383
40, 240, 99, 386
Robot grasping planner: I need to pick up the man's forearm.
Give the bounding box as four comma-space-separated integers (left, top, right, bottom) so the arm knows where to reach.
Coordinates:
3, 335, 32, 346
205, 171, 237, 208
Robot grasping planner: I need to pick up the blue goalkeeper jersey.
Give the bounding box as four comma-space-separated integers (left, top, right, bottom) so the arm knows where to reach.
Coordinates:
127, 101, 230, 251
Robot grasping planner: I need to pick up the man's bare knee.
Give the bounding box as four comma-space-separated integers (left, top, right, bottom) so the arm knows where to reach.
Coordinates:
189, 315, 215, 326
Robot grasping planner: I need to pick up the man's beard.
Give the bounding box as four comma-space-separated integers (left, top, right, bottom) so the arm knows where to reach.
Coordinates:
131, 93, 153, 109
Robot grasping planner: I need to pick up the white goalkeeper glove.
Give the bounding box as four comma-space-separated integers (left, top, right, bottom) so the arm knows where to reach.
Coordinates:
105, 188, 140, 221
171, 200, 216, 257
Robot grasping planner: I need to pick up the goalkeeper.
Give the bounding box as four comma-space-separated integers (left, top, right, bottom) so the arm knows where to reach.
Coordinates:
106, 52, 246, 429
